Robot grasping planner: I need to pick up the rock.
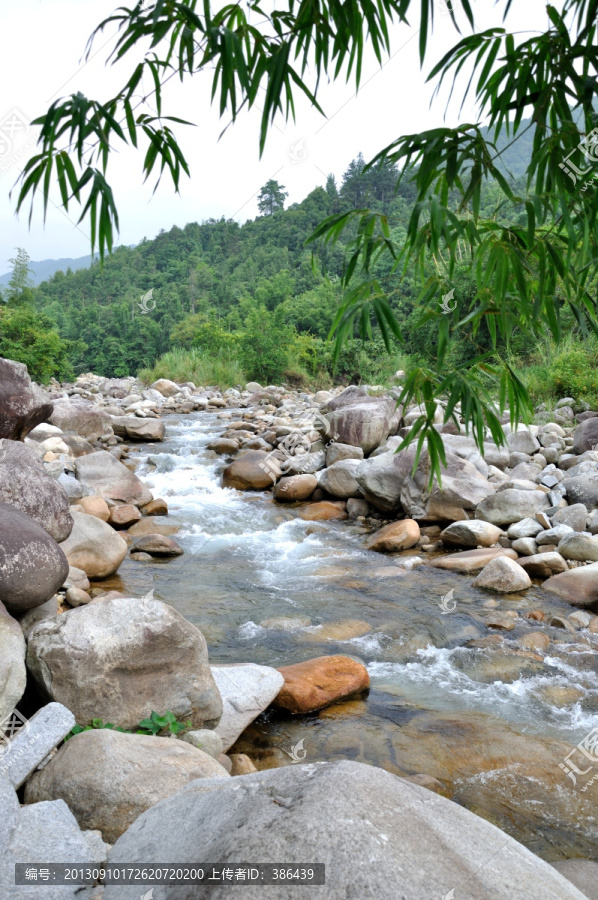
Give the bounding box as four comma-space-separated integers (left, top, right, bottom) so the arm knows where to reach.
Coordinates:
355, 450, 415, 512
0, 503, 69, 613
274, 655, 369, 713
206, 437, 240, 454
440, 520, 502, 548
75, 451, 152, 506
429, 547, 518, 575
507, 518, 544, 540
49, 398, 112, 442
326, 442, 364, 465
0, 357, 54, 440
553, 504, 589, 532
150, 378, 180, 397
400, 448, 495, 522
0, 702, 75, 789
17, 594, 60, 637
60, 434, 96, 457
347, 498, 369, 517
58, 472, 84, 500
260, 616, 312, 631
127, 515, 179, 537
103, 760, 585, 900
562, 473, 598, 509
573, 418, 598, 454
507, 429, 540, 455
0, 600, 26, 723
132, 534, 184, 557
27, 597, 222, 730
511, 537, 538, 556
272, 474, 317, 502
549, 615, 576, 631
476, 489, 550, 525
211, 664, 284, 751
107, 504, 141, 528
181, 730, 223, 758
142, 497, 168, 516
543, 561, 598, 608
472, 556, 532, 593
222, 451, 274, 490
518, 552, 568, 578
130, 551, 152, 561
110, 415, 165, 441
365, 519, 420, 552
328, 398, 395, 454
516, 631, 551, 652
298, 501, 348, 521
64, 565, 90, 591
552, 859, 598, 898
318, 459, 363, 499
24, 729, 229, 843
283, 449, 326, 475
0, 438, 73, 542
58, 512, 127, 579
558, 532, 598, 561
484, 614, 516, 631
304, 620, 372, 642
569, 610, 592, 629
65, 586, 92, 607
537, 524, 574, 545
229, 753, 258, 776
78, 495, 110, 521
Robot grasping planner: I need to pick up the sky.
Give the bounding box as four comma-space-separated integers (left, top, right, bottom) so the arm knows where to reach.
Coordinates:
0, 0, 552, 273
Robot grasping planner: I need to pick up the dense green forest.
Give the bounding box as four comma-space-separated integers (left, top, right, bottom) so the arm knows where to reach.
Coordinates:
2, 122, 598, 405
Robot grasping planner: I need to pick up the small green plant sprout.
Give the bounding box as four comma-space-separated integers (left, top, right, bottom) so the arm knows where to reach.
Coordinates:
135, 710, 192, 737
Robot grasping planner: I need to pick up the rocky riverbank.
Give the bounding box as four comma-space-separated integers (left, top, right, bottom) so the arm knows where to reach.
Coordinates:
1, 356, 598, 898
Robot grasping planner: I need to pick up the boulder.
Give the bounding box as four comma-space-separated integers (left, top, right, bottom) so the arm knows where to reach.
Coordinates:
536, 524, 574, 545
0, 503, 69, 613
365, 519, 420, 552
518, 552, 568, 578
206, 437, 240, 454
222, 451, 274, 490
272, 474, 317, 502
399, 448, 494, 522
511, 537, 538, 556
440, 520, 502, 548
507, 518, 544, 540
0, 438, 73, 542
507, 429, 540, 455
60, 434, 96, 457
142, 497, 168, 516
49, 398, 112, 442
322, 384, 369, 412
74, 451, 152, 506
132, 534, 184, 557
58, 512, 127, 579
127, 515, 179, 537
573, 418, 598, 455
355, 450, 415, 512
551, 860, 598, 898
318, 459, 363, 499
110, 415, 165, 441
553, 504, 589, 532
24, 729, 229, 844
181, 729, 223, 758
558, 533, 598, 562
57, 472, 84, 501
150, 378, 180, 397
298, 501, 348, 521
0, 357, 54, 440
103, 760, 586, 900
107, 504, 141, 528
274, 655, 369, 713
476, 489, 550, 525
326, 442, 364, 465
543, 561, 598, 608
429, 548, 518, 575
283, 449, 326, 475
328, 398, 395, 455
26, 596, 223, 730
0, 600, 26, 723
78, 495, 110, 521
211, 664, 284, 751
472, 556, 532, 593
562, 473, 598, 509
0, 701, 75, 789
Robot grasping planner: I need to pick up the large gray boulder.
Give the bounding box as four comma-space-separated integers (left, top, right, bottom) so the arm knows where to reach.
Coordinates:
440, 520, 503, 548
49, 398, 112, 442
0, 503, 69, 613
26, 597, 223, 730
476, 489, 550, 525
104, 760, 586, 900
400, 448, 494, 522
318, 459, 362, 499
322, 385, 369, 412
0, 775, 108, 900
562, 473, 598, 509
74, 451, 152, 506
507, 429, 540, 455
0, 702, 75, 789
328, 398, 395, 455
558, 532, 598, 562
211, 664, 284, 751
573, 418, 598, 455
355, 449, 417, 512
58, 511, 127, 579
0, 439, 72, 542
0, 357, 53, 441
0, 600, 26, 724
110, 415, 165, 441
24, 729, 229, 844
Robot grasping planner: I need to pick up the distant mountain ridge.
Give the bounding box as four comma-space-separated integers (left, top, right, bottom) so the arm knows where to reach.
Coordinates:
0, 253, 95, 287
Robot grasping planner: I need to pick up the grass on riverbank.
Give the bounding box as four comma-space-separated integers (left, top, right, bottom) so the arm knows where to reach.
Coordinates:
139, 349, 246, 389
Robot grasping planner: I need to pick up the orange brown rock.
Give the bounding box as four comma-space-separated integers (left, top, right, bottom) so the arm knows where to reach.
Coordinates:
298, 501, 348, 522
365, 519, 420, 552
274, 655, 369, 714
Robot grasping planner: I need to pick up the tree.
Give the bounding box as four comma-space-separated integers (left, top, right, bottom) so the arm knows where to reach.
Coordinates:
7, 248, 34, 305
14, 0, 598, 478
257, 180, 288, 216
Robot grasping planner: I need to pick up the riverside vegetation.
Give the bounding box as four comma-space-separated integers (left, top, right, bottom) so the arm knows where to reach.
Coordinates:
2, 354, 598, 897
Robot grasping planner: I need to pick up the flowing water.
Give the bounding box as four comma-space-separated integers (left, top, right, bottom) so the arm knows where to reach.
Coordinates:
104, 411, 598, 858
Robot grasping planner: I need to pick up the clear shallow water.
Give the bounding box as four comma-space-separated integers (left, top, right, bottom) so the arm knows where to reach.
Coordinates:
106, 412, 598, 855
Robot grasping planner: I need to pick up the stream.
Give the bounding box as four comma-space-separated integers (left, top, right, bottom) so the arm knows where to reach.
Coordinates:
100, 411, 598, 860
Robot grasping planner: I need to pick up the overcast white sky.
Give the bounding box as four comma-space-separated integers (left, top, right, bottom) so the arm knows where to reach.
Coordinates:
0, 0, 551, 273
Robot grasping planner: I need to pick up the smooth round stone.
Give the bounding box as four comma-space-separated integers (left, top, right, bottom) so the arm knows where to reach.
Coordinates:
259, 616, 312, 631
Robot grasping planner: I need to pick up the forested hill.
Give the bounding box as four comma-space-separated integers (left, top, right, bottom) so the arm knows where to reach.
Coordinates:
22, 117, 534, 380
